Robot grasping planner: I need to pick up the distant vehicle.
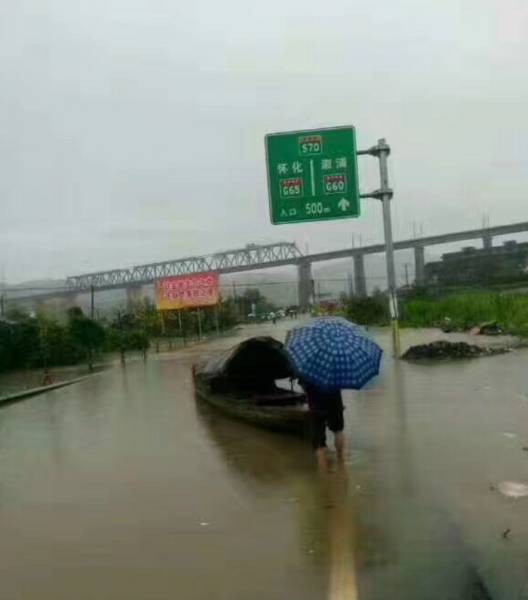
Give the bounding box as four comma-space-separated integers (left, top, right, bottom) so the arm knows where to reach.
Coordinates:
286, 305, 299, 318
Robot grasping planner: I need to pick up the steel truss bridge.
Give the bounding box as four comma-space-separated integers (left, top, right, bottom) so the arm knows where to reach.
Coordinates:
7, 220, 528, 305
66, 242, 303, 292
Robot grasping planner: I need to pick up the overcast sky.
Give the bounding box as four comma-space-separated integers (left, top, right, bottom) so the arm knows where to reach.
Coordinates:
1, 0, 527, 283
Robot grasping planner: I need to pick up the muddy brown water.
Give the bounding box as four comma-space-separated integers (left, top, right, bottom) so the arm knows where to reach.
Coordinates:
0, 321, 527, 599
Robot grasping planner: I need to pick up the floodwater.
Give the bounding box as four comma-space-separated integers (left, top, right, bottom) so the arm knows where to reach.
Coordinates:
1, 321, 528, 599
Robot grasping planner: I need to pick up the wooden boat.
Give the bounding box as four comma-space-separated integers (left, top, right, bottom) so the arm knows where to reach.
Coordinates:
192, 337, 310, 436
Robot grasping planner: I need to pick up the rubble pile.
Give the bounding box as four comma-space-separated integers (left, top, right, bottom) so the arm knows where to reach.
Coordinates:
402, 340, 509, 360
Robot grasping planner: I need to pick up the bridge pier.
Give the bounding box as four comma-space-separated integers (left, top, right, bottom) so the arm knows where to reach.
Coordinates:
126, 285, 144, 311
482, 234, 493, 249
297, 260, 314, 311
353, 254, 367, 297
414, 246, 425, 286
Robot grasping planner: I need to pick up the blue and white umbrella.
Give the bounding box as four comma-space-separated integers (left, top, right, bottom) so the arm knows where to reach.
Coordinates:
285, 317, 382, 391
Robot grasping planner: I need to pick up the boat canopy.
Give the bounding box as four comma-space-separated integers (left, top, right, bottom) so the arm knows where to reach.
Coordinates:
196, 336, 294, 393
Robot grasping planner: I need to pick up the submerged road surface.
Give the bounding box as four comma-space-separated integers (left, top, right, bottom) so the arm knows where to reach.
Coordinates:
1, 321, 528, 599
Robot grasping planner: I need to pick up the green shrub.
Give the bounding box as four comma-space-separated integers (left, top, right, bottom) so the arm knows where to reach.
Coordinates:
345, 295, 389, 326
402, 292, 528, 334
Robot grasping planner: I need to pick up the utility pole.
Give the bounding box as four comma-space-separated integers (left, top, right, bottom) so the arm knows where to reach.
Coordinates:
412, 221, 424, 239
196, 308, 202, 340
90, 285, 95, 319
0, 269, 5, 317
0, 267, 5, 318
347, 271, 354, 298
214, 304, 220, 337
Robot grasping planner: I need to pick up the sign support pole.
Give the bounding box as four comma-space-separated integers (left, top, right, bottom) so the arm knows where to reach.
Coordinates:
378, 140, 400, 357
358, 139, 400, 357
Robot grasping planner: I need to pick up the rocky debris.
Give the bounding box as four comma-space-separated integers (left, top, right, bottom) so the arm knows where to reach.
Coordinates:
476, 321, 503, 336
440, 317, 456, 333
441, 318, 504, 335
402, 340, 509, 360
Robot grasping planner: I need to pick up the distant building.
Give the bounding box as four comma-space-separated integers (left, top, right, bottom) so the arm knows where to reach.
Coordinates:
424, 241, 528, 287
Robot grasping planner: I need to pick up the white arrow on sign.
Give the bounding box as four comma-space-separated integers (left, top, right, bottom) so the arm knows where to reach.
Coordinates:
338, 197, 350, 211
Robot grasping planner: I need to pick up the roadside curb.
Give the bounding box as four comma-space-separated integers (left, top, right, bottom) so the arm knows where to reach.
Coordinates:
0, 373, 101, 407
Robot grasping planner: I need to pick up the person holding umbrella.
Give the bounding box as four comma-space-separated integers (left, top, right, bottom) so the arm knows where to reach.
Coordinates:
286, 317, 382, 469
300, 380, 345, 469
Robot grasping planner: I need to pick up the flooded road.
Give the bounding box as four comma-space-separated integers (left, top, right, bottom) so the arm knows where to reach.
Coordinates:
1, 321, 528, 599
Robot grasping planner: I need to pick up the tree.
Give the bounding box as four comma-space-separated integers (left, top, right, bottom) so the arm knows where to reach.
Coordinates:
68, 308, 105, 371
0, 320, 14, 371
345, 296, 389, 326
126, 330, 150, 359
136, 299, 163, 340
242, 288, 263, 303
5, 307, 30, 322
234, 288, 276, 320
217, 298, 238, 330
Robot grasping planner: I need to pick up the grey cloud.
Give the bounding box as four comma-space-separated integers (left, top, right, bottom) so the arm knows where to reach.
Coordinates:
1, 0, 528, 283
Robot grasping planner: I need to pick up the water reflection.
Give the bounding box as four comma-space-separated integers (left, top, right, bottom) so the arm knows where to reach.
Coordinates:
196, 395, 376, 598
0, 322, 524, 599
195, 351, 497, 600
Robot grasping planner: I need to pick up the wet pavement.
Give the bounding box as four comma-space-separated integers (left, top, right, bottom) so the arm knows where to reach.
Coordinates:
0, 320, 528, 599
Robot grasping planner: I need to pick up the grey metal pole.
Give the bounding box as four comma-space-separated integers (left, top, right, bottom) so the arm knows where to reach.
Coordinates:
90, 285, 95, 320
214, 304, 220, 337
377, 138, 401, 356
197, 308, 202, 340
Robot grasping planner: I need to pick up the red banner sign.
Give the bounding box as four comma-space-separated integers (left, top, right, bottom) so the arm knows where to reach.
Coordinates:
155, 273, 219, 310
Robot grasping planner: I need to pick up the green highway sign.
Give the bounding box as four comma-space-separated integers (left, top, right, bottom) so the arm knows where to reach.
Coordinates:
265, 126, 360, 225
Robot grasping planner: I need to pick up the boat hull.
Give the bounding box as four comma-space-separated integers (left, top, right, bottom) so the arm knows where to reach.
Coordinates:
193, 374, 310, 437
